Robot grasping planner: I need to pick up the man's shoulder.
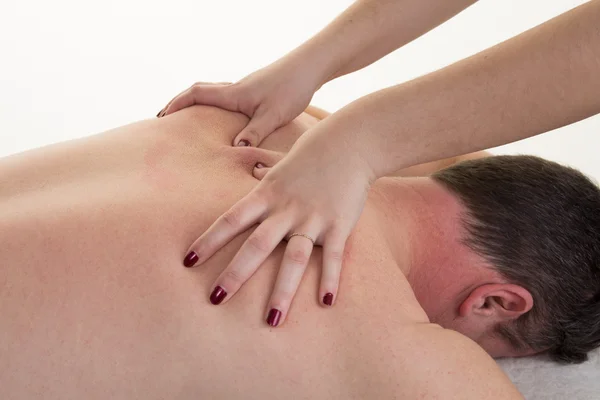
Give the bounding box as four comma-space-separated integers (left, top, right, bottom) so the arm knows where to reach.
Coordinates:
387, 324, 524, 399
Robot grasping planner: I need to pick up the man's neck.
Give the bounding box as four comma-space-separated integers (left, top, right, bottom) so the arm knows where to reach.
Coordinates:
369, 177, 495, 323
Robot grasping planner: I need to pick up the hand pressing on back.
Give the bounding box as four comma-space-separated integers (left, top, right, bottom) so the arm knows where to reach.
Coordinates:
182, 118, 376, 327
158, 57, 323, 148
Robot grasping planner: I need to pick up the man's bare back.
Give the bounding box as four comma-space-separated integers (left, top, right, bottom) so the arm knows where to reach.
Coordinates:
0, 106, 520, 399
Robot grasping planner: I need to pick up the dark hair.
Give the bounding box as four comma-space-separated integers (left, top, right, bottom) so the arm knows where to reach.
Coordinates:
432, 155, 600, 363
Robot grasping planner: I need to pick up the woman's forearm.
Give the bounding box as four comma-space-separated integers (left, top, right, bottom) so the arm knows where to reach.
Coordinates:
319, 0, 600, 178
287, 0, 477, 86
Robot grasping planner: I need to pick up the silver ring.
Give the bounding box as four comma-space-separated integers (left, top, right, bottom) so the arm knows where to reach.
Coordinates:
286, 233, 315, 245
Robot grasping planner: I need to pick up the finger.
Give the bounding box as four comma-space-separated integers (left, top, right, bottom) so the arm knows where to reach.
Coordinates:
208, 214, 291, 306
162, 84, 232, 116
253, 163, 271, 180
251, 148, 283, 180
160, 82, 233, 117
319, 230, 349, 307
183, 191, 269, 268
233, 105, 281, 147
163, 83, 237, 116
266, 227, 319, 327
158, 86, 193, 117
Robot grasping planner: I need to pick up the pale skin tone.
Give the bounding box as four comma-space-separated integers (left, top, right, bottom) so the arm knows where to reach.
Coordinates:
159, 0, 600, 324
0, 106, 525, 399
302, 106, 490, 178
5, 1, 592, 396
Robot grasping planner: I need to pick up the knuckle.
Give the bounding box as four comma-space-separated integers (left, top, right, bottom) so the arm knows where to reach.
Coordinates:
327, 250, 344, 263
246, 232, 271, 253
331, 217, 351, 230
272, 107, 286, 128
190, 84, 202, 95
286, 248, 310, 265
223, 268, 245, 285
229, 80, 242, 92
221, 208, 243, 228
244, 128, 261, 143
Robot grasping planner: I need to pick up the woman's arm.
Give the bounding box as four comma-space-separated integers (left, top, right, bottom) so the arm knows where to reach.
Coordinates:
302, 104, 491, 177
292, 0, 478, 85
160, 0, 478, 146
321, 0, 600, 177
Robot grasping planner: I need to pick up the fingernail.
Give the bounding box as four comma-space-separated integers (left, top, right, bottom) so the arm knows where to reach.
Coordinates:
237, 139, 250, 147
183, 251, 199, 267
210, 286, 227, 305
323, 293, 334, 306
156, 109, 163, 118
266, 308, 282, 327
255, 162, 265, 169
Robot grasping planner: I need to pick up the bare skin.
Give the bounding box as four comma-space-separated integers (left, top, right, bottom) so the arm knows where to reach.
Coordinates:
159, 2, 600, 317
0, 106, 520, 399
303, 105, 490, 178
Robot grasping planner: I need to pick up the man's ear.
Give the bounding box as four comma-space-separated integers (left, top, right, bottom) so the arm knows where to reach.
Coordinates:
459, 283, 534, 321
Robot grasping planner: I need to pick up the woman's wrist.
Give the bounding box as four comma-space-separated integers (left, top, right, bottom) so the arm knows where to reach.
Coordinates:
282, 40, 346, 91
299, 103, 382, 184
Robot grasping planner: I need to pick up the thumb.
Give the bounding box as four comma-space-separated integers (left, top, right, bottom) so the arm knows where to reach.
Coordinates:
252, 163, 271, 180
162, 83, 236, 116
233, 109, 281, 147
251, 147, 284, 180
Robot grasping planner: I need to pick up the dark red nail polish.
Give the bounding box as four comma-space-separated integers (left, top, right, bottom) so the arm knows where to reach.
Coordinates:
323, 293, 334, 306
183, 251, 199, 267
156, 110, 162, 118
210, 286, 227, 305
266, 309, 282, 327
237, 139, 250, 147
255, 162, 265, 169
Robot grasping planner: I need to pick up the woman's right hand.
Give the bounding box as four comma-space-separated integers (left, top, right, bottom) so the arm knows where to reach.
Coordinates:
157, 58, 323, 147
182, 117, 377, 326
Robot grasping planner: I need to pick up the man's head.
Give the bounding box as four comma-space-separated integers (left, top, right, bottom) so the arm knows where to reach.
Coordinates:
431, 155, 600, 363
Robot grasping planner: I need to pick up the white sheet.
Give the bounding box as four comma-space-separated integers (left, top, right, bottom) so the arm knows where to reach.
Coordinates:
497, 348, 600, 399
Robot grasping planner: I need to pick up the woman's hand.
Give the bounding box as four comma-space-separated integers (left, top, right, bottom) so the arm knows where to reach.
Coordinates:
182, 125, 376, 327
158, 58, 322, 147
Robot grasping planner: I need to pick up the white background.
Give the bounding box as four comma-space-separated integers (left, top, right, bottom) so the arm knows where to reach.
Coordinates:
0, 0, 597, 181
